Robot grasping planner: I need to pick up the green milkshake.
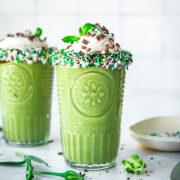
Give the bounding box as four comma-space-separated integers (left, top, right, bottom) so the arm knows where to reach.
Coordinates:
52, 23, 132, 169
0, 28, 54, 146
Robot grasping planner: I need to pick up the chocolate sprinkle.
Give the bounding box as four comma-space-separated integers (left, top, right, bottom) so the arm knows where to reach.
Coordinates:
58, 152, 63, 155
79, 172, 85, 176
96, 36, 101, 41
101, 34, 105, 39
94, 23, 100, 27
7, 34, 15, 37
109, 38, 114, 42
82, 39, 89, 45
107, 44, 114, 49
81, 46, 87, 49
101, 26, 108, 31
28, 35, 35, 41
87, 48, 91, 52
48, 140, 54, 143
116, 43, 120, 48
66, 45, 71, 50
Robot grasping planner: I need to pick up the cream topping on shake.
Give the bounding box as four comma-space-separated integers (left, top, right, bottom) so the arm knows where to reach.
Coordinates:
0, 30, 47, 49
66, 23, 121, 54
0, 36, 47, 49
0, 28, 54, 64
51, 23, 132, 69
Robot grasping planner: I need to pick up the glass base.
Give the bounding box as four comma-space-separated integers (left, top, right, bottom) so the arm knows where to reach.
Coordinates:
5, 139, 48, 147
65, 159, 115, 171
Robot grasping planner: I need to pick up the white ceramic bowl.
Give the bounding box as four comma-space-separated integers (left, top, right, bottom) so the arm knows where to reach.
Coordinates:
129, 116, 180, 151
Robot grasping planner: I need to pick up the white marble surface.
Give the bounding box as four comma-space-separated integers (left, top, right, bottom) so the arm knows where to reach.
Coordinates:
0, 130, 179, 180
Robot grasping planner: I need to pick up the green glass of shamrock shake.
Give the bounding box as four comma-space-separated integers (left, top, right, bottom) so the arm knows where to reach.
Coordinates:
0, 28, 54, 146
52, 23, 132, 170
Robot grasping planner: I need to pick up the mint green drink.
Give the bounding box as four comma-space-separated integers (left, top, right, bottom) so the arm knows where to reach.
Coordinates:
0, 28, 54, 146
57, 66, 125, 168
52, 23, 132, 169
0, 61, 53, 145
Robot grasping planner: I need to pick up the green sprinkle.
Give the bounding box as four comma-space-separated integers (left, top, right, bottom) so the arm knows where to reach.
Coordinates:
94, 55, 99, 60
14, 94, 19, 98
92, 28, 98, 33
50, 49, 133, 70
63, 56, 69, 59
77, 53, 81, 57
0, 48, 55, 64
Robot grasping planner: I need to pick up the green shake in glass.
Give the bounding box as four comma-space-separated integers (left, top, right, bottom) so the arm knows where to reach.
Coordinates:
52, 23, 132, 170
0, 28, 54, 146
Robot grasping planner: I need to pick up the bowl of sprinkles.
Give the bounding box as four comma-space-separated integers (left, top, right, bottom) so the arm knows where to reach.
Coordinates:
129, 116, 180, 151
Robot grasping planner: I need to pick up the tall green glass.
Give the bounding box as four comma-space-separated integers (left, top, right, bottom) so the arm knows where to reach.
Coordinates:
0, 61, 54, 146
56, 66, 125, 170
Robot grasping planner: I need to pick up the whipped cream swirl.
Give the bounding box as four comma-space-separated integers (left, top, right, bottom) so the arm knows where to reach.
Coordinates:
0, 31, 47, 49
66, 23, 121, 54
0, 30, 54, 64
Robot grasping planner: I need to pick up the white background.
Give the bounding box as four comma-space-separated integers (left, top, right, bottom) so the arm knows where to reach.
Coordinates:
0, 0, 180, 131
0, 0, 180, 180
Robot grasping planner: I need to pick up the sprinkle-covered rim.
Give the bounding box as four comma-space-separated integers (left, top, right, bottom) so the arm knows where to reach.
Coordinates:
50, 49, 133, 70
0, 48, 55, 64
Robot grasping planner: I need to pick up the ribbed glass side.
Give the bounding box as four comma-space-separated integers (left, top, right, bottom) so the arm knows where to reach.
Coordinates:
56, 66, 125, 169
0, 61, 54, 146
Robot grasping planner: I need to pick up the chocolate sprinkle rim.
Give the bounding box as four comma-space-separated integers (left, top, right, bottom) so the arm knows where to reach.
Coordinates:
50, 49, 133, 70
0, 47, 56, 64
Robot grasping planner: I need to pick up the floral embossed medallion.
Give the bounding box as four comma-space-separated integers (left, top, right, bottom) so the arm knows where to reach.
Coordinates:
1, 64, 32, 103
70, 72, 114, 117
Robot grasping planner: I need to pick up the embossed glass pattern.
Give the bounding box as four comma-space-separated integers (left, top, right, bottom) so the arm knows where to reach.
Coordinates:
0, 61, 54, 146
56, 66, 125, 170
